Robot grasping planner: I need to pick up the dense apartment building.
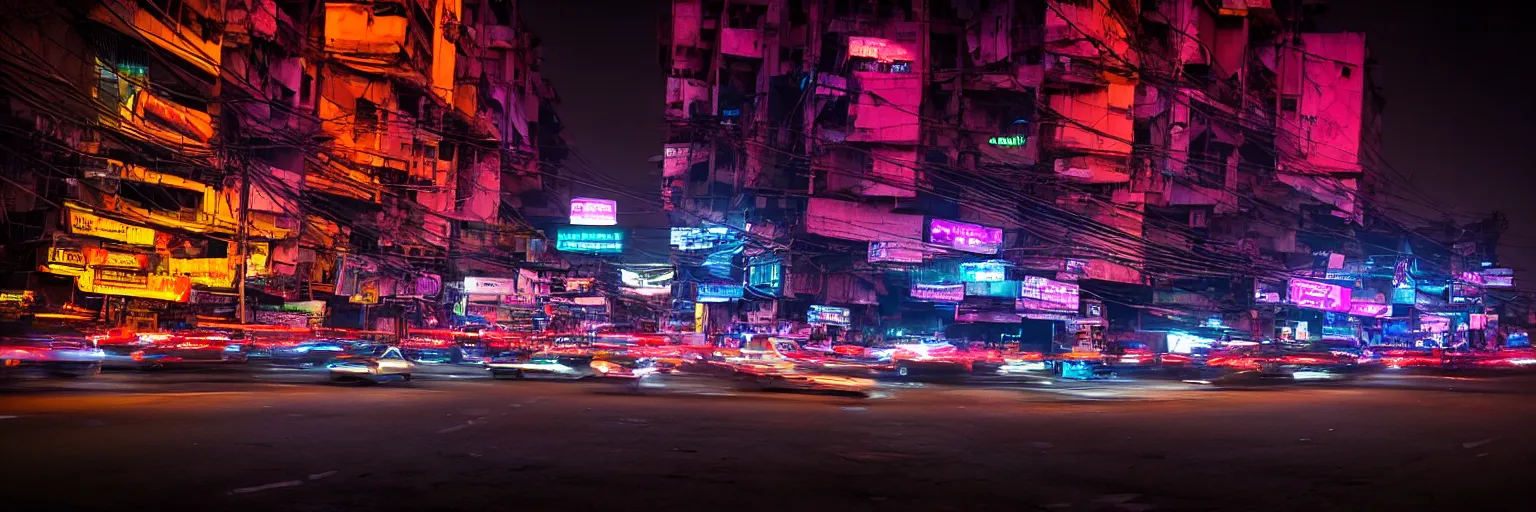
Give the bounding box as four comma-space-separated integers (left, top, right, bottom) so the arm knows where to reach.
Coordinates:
0, 0, 568, 332
661, 0, 1520, 350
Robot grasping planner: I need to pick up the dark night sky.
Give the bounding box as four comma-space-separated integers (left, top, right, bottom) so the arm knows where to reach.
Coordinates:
527, 0, 1535, 284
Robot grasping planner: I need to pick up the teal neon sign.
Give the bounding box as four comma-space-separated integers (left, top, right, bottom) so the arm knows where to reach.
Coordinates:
988, 135, 1027, 147
556, 226, 625, 254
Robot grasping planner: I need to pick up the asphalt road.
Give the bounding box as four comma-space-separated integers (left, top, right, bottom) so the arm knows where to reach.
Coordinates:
3, 366, 1535, 511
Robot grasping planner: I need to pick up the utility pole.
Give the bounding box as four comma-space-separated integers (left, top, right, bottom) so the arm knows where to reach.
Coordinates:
236, 156, 251, 324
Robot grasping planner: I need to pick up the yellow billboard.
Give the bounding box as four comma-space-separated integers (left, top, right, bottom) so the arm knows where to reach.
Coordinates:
67, 209, 156, 246
77, 269, 191, 302
169, 257, 237, 288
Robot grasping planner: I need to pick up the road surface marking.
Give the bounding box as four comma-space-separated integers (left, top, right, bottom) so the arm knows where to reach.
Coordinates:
228, 480, 302, 495
1463, 438, 1496, 449
0, 415, 18, 420
308, 470, 338, 481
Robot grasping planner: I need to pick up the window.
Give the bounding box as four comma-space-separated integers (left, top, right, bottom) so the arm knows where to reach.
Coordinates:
355, 99, 379, 132
118, 181, 203, 213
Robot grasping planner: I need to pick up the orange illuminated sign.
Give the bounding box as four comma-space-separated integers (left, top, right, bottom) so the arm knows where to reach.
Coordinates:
77, 269, 191, 302
169, 257, 237, 288
848, 37, 915, 63
67, 209, 156, 246
85, 247, 149, 269
46, 248, 89, 274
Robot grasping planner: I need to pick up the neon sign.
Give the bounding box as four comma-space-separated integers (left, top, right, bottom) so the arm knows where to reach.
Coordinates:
988, 135, 1027, 147
910, 284, 964, 302
808, 305, 851, 326
960, 261, 1009, 282
76, 269, 191, 302
1287, 278, 1352, 313
569, 197, 617, 226
697, 283, 744, 302
556, 226, 625, 254
929, 219, 1003, 255
68, 209, 156, 246
1018, 276, 1079, 313
869, 241, 926, 263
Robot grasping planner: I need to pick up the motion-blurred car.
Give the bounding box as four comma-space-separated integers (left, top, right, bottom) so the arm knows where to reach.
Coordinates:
1102, 342, 1158, 368
996, 352, 1048, 373
400, 337, 463, 364
0, 332, 106, 378
271, 339, 376, 368
740, 361, 876, 394
101, 332, 248, 369
484, 350, 599, 380
328, 345, 413, 382
1205, 342, 1366, 383
628, 359, 874, 396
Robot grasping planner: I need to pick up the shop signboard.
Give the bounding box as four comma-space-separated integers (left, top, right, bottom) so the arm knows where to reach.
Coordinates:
621, 269, 673, 289
67, 208, 156, 246
280, 300, 327, 316
569, 197, 618, 226
697, 283, 743, 302
1287, 278, 1352, 313
253, 310, 311, 327
1018, 276, 1079, 313
1420, 315, 1451, 334
45, 247, 89, 275
808, 305, 851, 326
960, 260, 1008, 282
670, 224, 735, 251
77, 269, 191, 302
848, 36, 915, 63
910, 283, 963, 302
0, 290, 35, 304
966, 280, 1021, 298
85, 248, 148, 269
868, 241, 926, 263
464, 276, 515, 295
170, 257, 237, 288
1481, 268, 1514, 288
190, 290, 237, 305
928, 219, 1003, 255
556, 226, 625, 254
1347, 302, 1392, 318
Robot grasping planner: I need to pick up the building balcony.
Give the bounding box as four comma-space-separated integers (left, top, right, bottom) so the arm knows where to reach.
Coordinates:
89, 0, 222, 77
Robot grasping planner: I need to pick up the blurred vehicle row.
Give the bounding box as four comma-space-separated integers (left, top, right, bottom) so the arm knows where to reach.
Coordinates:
6, 327, 1534, 392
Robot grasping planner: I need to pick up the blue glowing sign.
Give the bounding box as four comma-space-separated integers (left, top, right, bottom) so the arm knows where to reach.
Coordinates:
697, 283, 744, 302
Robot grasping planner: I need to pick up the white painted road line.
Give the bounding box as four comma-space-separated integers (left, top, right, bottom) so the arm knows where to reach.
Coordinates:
228, 480, 302, 495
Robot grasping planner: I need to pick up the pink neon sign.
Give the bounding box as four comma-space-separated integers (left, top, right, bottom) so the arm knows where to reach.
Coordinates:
570, 197, 617, 226
928, 219, 1003, 254
1348, 302, 1391, 318
1017, 276, 1079, 312
1287, 278, 1352, 313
